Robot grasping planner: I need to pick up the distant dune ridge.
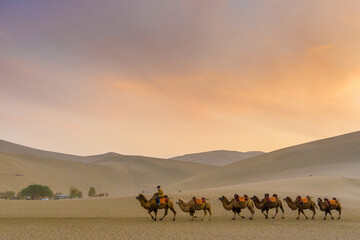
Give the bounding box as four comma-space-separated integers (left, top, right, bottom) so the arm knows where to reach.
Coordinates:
167, 131, 360, 196
0, 140, 215, 196
1, 131, 360, 198
170, 150, 264, 166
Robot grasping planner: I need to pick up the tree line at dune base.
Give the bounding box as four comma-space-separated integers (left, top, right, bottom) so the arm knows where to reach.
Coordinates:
0, 184, 108, 200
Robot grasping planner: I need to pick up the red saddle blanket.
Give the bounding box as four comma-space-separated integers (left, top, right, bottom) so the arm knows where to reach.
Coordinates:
327, 199, 337, 205
237, 197, 246, 202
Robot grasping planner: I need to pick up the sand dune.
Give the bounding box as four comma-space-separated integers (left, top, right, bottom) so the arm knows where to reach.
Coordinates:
168, 131, 360, 191
0, 139, 87, 162
0, 151, 214, 196
170, 150, 264, 166
0, 187, 359, 239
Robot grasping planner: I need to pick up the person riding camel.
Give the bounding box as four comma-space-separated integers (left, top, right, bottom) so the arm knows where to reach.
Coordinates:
156, 186, 164, 206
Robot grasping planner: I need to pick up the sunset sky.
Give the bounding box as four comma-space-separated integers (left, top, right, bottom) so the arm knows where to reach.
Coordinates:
1, 1, 360, 158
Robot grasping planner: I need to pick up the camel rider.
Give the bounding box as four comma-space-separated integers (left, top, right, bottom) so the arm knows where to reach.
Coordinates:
156, 186, 164, 205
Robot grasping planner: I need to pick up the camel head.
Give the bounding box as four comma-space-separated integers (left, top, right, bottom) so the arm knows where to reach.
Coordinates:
136, 194, 146, 201
250, 195, 260, 202
218, 196, 225, 201
317, 198, 323, 204
283, 196, 292, 203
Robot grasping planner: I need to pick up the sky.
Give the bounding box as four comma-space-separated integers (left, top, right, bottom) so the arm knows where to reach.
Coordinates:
1, 0, 360, 158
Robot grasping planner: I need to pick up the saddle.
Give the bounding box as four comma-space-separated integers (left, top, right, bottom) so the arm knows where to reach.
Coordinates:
266, 197, 277, 203
269, 197, 277, 202
297, 196, 309, 204
325, 198, 337, 205
159, 197, 168, 204
236, 194, 249, 202
194, 197, 206, 205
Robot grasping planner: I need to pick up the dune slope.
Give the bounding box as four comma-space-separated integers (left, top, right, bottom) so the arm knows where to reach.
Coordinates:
168, 131, 360, 191
170, 150, 264, 166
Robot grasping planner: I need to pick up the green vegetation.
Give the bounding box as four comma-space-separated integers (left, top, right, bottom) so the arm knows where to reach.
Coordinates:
19, 184, 54, 199
69, 186, 82, 198
0, 191, 16, 199
88, 186, 96, 197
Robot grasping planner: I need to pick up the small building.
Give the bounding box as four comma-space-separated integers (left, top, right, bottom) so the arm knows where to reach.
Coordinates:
54, 194, 71, 200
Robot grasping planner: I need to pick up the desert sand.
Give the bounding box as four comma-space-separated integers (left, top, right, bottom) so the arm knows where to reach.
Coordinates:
1, 132, 360, 239
0, 188, 359, 240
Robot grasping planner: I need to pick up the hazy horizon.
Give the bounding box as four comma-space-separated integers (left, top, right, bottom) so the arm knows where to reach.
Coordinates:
1, 1, 360, 158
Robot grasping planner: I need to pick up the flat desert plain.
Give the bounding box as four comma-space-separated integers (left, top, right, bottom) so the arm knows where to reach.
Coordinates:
1, 187, 360, 240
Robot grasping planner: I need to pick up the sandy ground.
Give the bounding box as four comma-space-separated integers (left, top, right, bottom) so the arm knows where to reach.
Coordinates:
1, 191, 359, 240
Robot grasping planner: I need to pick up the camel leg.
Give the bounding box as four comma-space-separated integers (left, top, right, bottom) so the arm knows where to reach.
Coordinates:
202, 209, 207, 221
232, 210, 236, 220
248, 206, 254, 220
337, 209, 341, 220
300, 209, 308, 219
329, 210, 334, 220
169, 206, 176, 221
280, 204, 284, 219
272, 207, 278, 219
160, 207, 168, 220
237, 212, 245, 219
236, 208, 245, 219
262, 209, 268, 219
147, 210, 154, 220
323, 211, 327, 220
297, 209, 300, 220
208, 208, 212, 221
311, 207, 316, 219
154, 209, 158, 221
190, 211, 195, 221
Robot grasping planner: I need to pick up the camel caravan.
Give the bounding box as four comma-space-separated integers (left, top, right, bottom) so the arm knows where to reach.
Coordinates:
136, 187, 342, 221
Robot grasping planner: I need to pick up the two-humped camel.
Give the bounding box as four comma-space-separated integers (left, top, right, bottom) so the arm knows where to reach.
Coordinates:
251, 195, 284, 219
177, 197, 212, 221
317, 198, 342, 220
136, 193, 176, 221
283, 196, 317, 219
218, 195, 254, 220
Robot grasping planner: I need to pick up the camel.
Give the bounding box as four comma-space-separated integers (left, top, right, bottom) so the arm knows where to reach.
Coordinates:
177, 197, 212, 221
317, 198, 342, 220
136, 193, 176, 221
251, 195, 284, 219
218, 195, 254, 220
283, 196, 317, 219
